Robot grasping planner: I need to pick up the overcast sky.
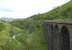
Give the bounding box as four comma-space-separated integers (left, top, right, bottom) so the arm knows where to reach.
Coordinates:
0, 0, 70, 18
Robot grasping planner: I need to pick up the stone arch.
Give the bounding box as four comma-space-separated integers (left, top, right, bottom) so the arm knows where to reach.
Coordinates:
45, 24, 54, 50
50, 24, 54, 50
61, 26, 70, 50
53, 24, 59, 50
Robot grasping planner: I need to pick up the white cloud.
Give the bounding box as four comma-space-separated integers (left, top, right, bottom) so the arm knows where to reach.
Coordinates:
0, 0, 70, 18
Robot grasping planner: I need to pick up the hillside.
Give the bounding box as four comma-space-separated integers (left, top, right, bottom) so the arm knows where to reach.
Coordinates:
6, 0, 72, 50
0, 21, 29, 50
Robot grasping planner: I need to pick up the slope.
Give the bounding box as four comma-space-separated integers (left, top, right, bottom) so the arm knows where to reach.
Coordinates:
10, 1, 72, 50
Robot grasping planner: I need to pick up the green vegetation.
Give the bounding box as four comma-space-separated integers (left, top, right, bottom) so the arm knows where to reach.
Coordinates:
0, 0, 72, 50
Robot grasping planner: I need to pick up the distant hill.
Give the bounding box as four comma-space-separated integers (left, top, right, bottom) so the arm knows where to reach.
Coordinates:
11, 1, 72, 29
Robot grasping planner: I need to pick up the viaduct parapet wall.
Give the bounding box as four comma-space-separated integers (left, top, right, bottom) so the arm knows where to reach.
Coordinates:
44, 20, 72, 50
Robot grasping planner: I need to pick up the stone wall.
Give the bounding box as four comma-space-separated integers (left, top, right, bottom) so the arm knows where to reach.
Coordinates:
44, 21, 72, 50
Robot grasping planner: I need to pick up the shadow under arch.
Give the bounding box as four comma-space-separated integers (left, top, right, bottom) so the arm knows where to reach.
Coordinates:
61, 26, 70, 50
51, 24, 53, 31
54, 24, 59, 32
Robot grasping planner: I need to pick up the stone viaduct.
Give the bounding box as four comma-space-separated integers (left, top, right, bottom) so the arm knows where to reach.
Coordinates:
44, 20, 72, 50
